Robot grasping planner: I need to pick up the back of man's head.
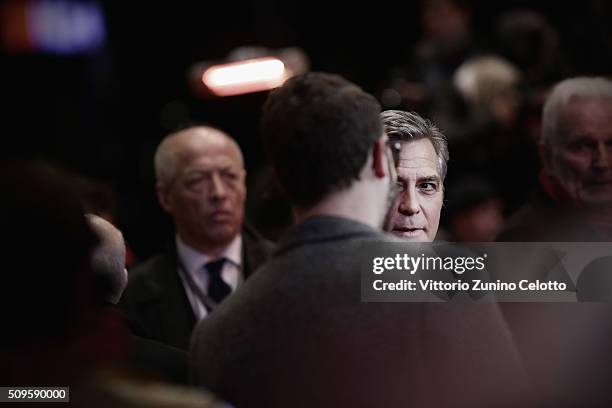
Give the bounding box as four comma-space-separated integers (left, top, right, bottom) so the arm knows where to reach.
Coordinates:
261, 72, 382, 209
86, 214, 127, 305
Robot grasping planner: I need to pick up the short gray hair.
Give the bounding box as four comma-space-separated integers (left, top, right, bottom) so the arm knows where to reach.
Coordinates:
542, 76, 612, 147
381, 110, 449, 180
86, 214, 126, 304
154, 126, 243, 185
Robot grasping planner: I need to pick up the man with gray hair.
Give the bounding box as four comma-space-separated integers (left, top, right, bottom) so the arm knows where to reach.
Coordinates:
190, 73, 528, 408
382, 110, 449, 241
120, 126, 273, 350
498, 76, 612, 241
495, 77, 612, 406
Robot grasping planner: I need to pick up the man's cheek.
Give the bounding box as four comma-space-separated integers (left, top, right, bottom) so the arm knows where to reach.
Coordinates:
562, 151, 591, 171
391, 201, 402, 222
555, 156, 582, 181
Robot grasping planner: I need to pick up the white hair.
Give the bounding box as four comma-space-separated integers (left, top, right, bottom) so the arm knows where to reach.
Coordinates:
453, 55, 521, 122
86, 214, 127, 304
154, 126, 244, 185
542, 76, 612, 147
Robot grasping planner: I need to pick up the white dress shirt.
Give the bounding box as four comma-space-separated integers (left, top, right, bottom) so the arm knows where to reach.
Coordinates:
176, 234, 243, 320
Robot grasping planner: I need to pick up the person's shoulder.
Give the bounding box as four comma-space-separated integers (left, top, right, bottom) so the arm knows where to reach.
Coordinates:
129, 251, 176, 280
190, 291, 252, 388
129, 335, 190, 384
496, 200, 574, 242
121, 250, 178, 304
242, 222, 275, 250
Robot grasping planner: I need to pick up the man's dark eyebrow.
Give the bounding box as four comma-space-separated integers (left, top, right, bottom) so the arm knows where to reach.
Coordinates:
418, 175, 441, 183
395, 174, 441, 184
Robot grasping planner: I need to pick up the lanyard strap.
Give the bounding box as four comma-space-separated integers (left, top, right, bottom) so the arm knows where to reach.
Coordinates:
177, 258, 220, 312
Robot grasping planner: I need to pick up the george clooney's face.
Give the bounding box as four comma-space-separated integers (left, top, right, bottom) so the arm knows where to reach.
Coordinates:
389, 138, 443, 242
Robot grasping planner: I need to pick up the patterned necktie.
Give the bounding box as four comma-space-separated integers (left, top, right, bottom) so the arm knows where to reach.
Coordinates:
206, 258, 231, 303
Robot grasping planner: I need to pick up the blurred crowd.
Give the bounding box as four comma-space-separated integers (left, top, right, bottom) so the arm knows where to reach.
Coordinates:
3, 0, 612, 407
8, 0, 607, 253
377, 0, 597, 242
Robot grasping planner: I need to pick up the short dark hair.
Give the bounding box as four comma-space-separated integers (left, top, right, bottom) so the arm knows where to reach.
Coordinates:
381, 110, 449, 180
261, 72, 382, 208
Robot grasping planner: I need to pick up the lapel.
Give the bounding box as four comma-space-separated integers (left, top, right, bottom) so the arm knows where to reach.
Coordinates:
140, 243, 197, 350
241, 222, 275, 278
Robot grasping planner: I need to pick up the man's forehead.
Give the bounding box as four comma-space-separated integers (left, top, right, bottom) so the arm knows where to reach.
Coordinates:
172, 130, 243, 166
395, 139, 439, 171
560, 97, 612, 133
183, 155, 242, 173
396, 166, 440, 182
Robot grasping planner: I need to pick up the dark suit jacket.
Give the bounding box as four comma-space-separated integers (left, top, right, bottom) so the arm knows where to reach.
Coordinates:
101, 303, 190, 384
120, 224, 274, 350
497, 186, 609, 242
497, 187, 612, 406
129, 334, 190, 384
191, 216, 529, 408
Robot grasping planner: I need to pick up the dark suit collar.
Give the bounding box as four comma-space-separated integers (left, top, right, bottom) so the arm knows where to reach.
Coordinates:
127, 242, 180, 303
163, 223, 273, 281
241, 222, 273, 278
132, 246, 197, 348
275, 215, 384, 256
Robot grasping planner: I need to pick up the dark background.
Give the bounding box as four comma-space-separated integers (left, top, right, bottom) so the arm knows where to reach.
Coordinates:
3, 0, 612, 258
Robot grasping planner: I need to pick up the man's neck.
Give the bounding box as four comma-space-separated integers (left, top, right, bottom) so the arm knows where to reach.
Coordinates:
177, 234, 234, 258
294, 181, 386, 229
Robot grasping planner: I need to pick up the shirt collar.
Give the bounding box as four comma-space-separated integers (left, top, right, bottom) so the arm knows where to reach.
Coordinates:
175, 234, 242, 276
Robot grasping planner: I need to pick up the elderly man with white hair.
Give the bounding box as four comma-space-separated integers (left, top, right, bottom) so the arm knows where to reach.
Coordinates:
120, 126, 273, 350
496, 77, 612, 407
498, 76, 612, 241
